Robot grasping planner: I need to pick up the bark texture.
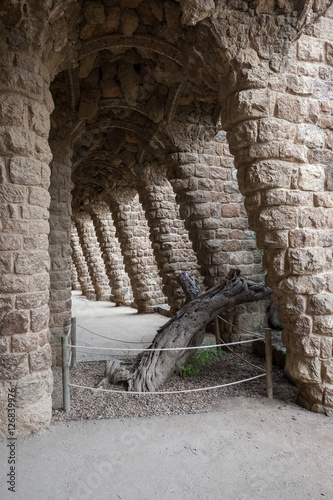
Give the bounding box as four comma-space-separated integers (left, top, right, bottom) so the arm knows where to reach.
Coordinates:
104, 269, 272, 392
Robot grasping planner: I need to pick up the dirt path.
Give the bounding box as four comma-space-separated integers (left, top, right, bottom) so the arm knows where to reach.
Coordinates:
1, 396, 333, 500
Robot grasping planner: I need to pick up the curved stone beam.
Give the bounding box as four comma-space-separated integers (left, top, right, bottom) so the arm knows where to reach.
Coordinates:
83, 119, 165, 152
165, 80, 188, 123
64, 69, 80, 112
79, 35, 188, 67
98, 99, 149, 118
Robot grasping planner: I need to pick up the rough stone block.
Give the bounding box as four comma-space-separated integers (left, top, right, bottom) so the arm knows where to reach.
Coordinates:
0, 336, 9, 353
313, 316, 333, 336
0, 353, 29, 378
308, 293, 333, 315
244, 160, 292, 193
289, 335, 320, 357
322, 360, 333, 383
258, 206, 297, 230
321, 338, 332, 358
0, 183, 26, 204
286, 75, 313, 96
229, 89, 275, 123
31, 305, 49, 332
15, 373, 51, 407
12, 333, 39, 352
297, 36, 324, 62
299, 208, 333, 229
0, 234, 22, 250
227, 121, 257, 150
325, 164, 333, 191
279, 142, 307, 163
0, 310, 30, 336
9, 157, 42, 186
258, 118, 295, 142
296, 125, 325, 149
2, 218, 29, 234
287, 247, 325, 275
327, 42, 333, 67
29, 344, 52, 372
289, 229, 317, 248
0, 275, 33, 294
276, 94, 308, 123
256, 230, 288, 249
14, 250, 50, 275
281, 275, 326, 295
286, 352, 321, 384
0, 126, 34, 156
29, 186, 50, 208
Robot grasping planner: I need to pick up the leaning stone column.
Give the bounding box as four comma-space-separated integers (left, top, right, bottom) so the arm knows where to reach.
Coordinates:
70, 258, 80, 291
0, 56, 53, 435
135, 164, 201, 313
70, 222, 96, 300
166, 119, 263, 289
48, 142, 73, 365
109, 188, 165, 313
73, 212, 111, 301
87, 202, 133, 306
221, 61, 333, 414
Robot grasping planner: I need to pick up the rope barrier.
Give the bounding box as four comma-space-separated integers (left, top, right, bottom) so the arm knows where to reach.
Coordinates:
218, 338, 266, 373
68, 373, 266, 395
77, 324, 152, 345
67, 336, 263, 352
217, 315, 265, 337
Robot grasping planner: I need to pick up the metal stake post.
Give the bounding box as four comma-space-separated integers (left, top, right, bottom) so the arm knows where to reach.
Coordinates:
62, 335, 70, 411
71, 317, 77, 368
265, 328, 273, 399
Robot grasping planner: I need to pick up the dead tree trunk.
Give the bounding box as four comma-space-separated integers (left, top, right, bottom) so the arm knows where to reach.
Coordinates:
103, 269, 272, 392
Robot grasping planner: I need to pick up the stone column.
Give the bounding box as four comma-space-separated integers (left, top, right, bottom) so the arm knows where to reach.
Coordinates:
48, 142, 73, 365
71, 258, 80, 291
73, 212, 111, 301
0, 55, 54, 435
109, 189, 165, 313
70, 222, 96, 299
87, 202, 133, 306
136, 165, 201, 313
167, 122, 264, 289
221, 60, 333, 414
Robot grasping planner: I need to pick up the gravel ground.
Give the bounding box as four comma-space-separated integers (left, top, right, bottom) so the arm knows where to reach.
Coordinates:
52, 349, 297, 423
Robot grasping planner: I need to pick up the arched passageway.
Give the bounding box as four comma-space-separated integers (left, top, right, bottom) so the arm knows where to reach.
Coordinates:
0, 0, 333, 435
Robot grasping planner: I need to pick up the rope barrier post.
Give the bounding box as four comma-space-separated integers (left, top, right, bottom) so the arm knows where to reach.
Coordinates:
265, 328, 273, 399
214, 316, 222, 352
62, 335, 70, 412
71, 317, 77, 368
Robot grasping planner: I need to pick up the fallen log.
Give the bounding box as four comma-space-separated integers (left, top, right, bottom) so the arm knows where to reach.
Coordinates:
102, 269, 273, 392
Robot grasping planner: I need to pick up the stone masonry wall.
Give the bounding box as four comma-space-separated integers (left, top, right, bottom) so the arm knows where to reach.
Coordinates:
221, 7, 333, 414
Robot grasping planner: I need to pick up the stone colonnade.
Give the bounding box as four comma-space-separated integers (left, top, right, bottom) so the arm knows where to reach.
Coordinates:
72, 211, 111, 301
135, 166, 201, 313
